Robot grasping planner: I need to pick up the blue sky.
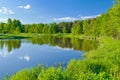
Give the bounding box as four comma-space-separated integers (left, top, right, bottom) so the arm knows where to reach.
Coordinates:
0, 0, 113, 24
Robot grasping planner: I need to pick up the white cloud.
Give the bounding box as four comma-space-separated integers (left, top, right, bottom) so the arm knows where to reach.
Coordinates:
53, 14, 101, 22
18, 6, 23, 8
24, 4, 31, 9
18, 4, 31, 10
81, 14, 101, 20
53, 17, 80, 21
0, 7, 14, 14
19, 55, 30, 62
0, 18, 7, 22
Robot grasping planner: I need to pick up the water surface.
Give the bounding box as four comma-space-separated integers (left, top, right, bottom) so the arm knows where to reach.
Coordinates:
0, 37, 99, 78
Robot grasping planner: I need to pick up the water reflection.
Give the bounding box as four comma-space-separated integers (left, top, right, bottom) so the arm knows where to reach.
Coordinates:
0, 39, 21, 52
0, 36, 99, 57
0, 39, 21, 57
0, 36, 99, 78
18, 55, 30, 62
30, 36, 99, 52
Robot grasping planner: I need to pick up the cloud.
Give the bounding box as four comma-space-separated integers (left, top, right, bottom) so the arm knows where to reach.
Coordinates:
18, 4, 31, 10
0, 18, 7, 22
53, 17, 80, 21
18, 6, 23, 8
0, 7, 14, 14
24, 4, 31, 9
53, 14, 101, 22
81, 14, 101, 20
19, 55, 30, 62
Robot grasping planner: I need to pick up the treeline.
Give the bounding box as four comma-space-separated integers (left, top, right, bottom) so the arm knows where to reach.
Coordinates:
0, 19, 23, 34
0, 0, 120, 39
0, 19, 76, 34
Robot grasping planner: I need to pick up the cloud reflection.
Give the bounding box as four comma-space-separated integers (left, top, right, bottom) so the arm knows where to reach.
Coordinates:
0, 49, 13, 57
54, 46, 73, 51
18, 55, 30, 62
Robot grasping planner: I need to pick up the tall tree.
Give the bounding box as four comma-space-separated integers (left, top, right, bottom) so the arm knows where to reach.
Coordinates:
0, 22, 4, 33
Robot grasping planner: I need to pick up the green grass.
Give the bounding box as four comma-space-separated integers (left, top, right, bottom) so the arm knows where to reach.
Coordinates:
0, 33, 101, 40
0, 34, 30, 39
7, 38, 120, 80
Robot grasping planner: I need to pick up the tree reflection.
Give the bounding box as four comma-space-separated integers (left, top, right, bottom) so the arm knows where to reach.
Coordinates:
30, 36, 99, 52
0, 37, 99, 53
0, 39, 21, 52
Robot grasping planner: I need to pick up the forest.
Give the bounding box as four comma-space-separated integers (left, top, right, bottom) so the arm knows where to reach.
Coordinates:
2, 0, 120, 80
0, 0, 120, 39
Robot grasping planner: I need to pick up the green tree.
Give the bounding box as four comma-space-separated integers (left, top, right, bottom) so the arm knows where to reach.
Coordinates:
42, 24, 49, 34
71, 20, 83, 35
15, 27, 21, 34
63, 27, 67, 33
0, 22, 4, 33
50, 22, 58, 34
7, 18, 12, 33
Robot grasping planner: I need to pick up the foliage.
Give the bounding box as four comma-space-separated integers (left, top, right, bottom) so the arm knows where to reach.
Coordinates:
0, 2, 120, 38
10, 66, 44, 80
9, 39, 120, 80
3, 0, 120, 80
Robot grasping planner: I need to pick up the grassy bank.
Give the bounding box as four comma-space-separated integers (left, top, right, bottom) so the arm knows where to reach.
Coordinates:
6, 38, 120, 80
0, 33, 73, 38
0, 34, 30, 39
0, 33, 101, 40
0, 33, 70, 39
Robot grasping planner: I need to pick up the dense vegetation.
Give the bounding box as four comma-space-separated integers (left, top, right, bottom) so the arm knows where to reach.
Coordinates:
2, 0, 120, 80
0, 0, 120, 39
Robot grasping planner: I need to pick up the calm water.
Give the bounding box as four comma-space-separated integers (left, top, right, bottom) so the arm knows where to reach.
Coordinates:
0, 37, 99, 78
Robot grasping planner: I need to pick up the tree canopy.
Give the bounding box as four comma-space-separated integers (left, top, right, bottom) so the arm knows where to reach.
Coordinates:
0, 0, 120, 39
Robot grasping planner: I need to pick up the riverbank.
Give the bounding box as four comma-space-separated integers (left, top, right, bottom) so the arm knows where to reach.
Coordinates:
0, 33, 101, 40
6, 38, 120, 80
0, 34, 30, 39
0, 33, 78, 39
